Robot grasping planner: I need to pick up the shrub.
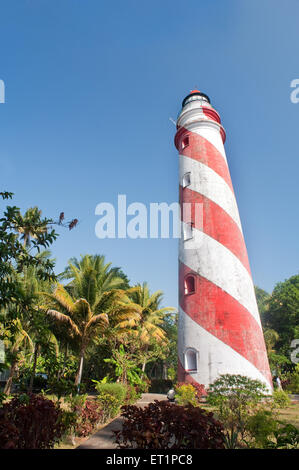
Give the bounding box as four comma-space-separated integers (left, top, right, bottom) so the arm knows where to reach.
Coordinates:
98, 393, 120, 421
76, 400, 103, 437
175, 382, 206, 402
285, 370, 299, 394
61, 395, 103, 438
125, 384, 141, 405
207, 374, 268, 447
207, 374, 268, 406
272, 389, 291, 408
95, 382, 127, 420
114, 400, 224, 449
175, 383, 198, 406
0, 394, 65, 449
64, 393, 88, 410
271, 423, 299, 449
95, 382, 127, 406
246, 409, 279, 448
246, 411, 299, 449
191, 382, 206, 398
0, 410, 19, 449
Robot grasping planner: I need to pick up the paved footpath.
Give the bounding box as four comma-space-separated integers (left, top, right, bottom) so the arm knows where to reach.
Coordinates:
77, 393, 167, 449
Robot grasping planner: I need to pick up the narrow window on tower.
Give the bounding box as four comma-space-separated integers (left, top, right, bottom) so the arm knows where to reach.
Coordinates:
184, 274, 195, 295
182, 172, 191, 188
185, 348, 198, 372
183, 222, 193, 241
181, 136, 189, 150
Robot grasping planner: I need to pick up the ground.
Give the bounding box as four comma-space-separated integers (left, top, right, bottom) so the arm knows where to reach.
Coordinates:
55, 394, 299, 449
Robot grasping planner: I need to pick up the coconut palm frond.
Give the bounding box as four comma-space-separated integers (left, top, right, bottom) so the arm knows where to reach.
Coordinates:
46, 309, 81, 337
115, 317, 140, 329
86, 313, 109, 331
73, 298, 93, 323
40, 284, 74, 314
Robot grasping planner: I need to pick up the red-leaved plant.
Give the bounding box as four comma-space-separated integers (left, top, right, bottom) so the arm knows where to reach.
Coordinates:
114, 400, 224, 449
0, 394, 66, 449
76, 400, 103, 437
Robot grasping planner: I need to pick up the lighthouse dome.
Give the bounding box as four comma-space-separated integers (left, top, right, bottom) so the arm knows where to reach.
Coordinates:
182, 90, 210, 107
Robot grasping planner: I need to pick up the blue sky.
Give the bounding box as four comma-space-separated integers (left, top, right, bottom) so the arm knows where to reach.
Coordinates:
0, 0, 298, 308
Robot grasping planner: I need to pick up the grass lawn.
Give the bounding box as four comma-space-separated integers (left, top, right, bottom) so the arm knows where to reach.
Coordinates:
277, 402, 299, 428
200, 400, 299, 429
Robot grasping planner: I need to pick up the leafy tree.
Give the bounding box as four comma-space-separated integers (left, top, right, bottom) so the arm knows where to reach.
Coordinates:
62, 254, 129, 302
0, 191, 77, 308
2, 318, 33, 394
41, 255, 139, 390
255, 285, 271, 324
256, 278, 299, 377
14, 207, 48, 248
41, 283, 123, 388
0, 192, 57, 308
264, 329, 279, 354
103, 344, 144, 386
207, 374, 268, 447
124, 282, 176, 374
266, 275, 299, 357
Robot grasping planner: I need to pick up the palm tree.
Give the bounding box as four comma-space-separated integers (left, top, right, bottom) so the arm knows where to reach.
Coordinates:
62, 254, 129, 303
42, 255, 139, 388
14, 207, 48, 247
121, 282, 176, 374
41, 284, 116, 387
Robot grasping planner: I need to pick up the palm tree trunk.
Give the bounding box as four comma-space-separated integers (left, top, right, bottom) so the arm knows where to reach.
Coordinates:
23, 233, 29, 248
28, 343, 39, 393
4, 360, 18, 395
141, 345, 149, 378
57, 344, 68, 381
75, 347, 85, 391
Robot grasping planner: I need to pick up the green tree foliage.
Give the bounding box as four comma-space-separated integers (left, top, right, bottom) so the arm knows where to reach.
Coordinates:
62, 254, 129, 301
103, 344, 145, 386
0, 192, 58, 307
255, 285, 271, 324
255, 276, 299, 377
41, 284, 111, 388
266, 275, 299, 355
207, 374, 268, 447
123, 282, 176, 374
94, 382, 127, 420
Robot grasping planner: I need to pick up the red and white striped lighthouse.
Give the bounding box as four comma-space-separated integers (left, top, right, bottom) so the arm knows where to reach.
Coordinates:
175, 90, 272, 392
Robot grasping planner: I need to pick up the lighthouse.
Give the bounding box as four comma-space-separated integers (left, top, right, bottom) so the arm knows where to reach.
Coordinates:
175, 90, 272, 392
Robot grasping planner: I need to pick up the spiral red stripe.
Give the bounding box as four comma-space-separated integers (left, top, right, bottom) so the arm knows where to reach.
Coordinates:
179, 261, 272, 385
177, 127, 233, 192
179, 186, 251, 273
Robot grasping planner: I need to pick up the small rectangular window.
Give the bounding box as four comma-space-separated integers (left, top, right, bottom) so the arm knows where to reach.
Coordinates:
182, 172, 191, 188
185, 349, 197, 372
184, 275, 195, 295
183, 222, 193, 241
